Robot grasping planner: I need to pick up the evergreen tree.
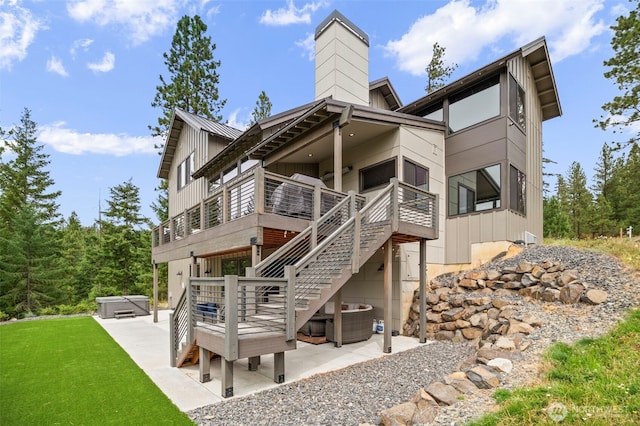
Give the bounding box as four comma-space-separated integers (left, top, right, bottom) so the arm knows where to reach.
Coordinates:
565, 162, 593, 237
248, 91, 272, 127
59, 212, 96, 303
149, 15, 226, 222
589, 193, 617, 236
425, 42, 457, 94
543, 196, 573, 238
0, 206, 62, 316
619, 142, 640, 226
150, 14, 226, 140
0, 108, 61, 226
0, 109, 63, 317
94, 179, 150, 296
595, 0, 640, 149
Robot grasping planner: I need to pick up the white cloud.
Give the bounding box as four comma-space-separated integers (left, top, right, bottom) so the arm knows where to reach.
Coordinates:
383, 0, 608, 76
39, 121, 159, 156
0, 0, 45, 70
87, 51, 114, 72
70, 38, 93, 58
46, 55, 69, 76
226, 108, 249, 131
67, 0, 178, 45
260, 0, 327, 26
295, 33, 315, 60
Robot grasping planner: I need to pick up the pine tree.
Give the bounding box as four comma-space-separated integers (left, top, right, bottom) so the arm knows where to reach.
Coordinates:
425, 42, 458, 94
248, 91, 272, 127
619, 142, 640, 227
0, 108, 61, 226
0, 109, 63, 317
150, 15, 227, 222
150, 15, 226, 140
543, 196, 573, 238
595, 0, 640, 149
94, 179, 151, 296
565, 162, 593, 237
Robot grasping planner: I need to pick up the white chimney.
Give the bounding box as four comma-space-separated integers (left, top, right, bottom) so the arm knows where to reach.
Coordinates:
314, 10, 369, 106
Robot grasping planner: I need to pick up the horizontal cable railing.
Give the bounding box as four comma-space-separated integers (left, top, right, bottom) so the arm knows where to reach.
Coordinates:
397, 182, 438, 229
152, 167, 362, 248
169, 288, 188, 367
189, 275, 293, 338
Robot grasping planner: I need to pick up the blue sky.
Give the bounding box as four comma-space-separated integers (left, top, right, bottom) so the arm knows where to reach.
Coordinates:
0, 0, 633, 226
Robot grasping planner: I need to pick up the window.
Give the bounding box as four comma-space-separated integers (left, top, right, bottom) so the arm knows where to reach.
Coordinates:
448, 164, 501, 216
360, 158, 396, 192
422, 103, 443, 121
449, 74, 500, 132
509, 165, 526, 215
509, 75, 526, 130
177, 152, 195, 190
404, 159, 429, 191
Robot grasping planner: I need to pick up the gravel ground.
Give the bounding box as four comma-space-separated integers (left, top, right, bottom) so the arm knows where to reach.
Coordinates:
188, 244, 640, 426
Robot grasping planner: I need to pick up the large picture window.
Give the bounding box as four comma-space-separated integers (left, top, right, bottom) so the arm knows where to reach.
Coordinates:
177, 152, 195, 190
360, 158, 396, 192
509, 165, 526, 215
509, 75, 526, 130
449, 74, 500, 132
448, 164, 501, 216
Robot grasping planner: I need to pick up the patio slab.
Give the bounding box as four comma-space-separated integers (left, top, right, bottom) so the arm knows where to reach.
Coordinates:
95, 309, 428, 412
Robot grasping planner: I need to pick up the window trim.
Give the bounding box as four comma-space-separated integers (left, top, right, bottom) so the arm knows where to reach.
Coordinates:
509, 74, 526, 131
509, 164, 526, 216
177, 151, 195, 191
403, 157, 429, 191
359, 157, 397, 193
448, 163, 502, 217
448, 74, 501, 133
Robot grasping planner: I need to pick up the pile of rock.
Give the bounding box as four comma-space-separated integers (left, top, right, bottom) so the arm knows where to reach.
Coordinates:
380, 259, 611, 425
403, 259, 609, 342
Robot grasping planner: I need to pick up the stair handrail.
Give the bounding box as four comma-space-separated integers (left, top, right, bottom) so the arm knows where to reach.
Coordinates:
252, 192, 357, 278
169, 287, 188, 367
293, 180, 396, 273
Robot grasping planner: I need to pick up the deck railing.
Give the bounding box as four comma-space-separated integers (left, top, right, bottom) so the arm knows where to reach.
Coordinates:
153, 167, 354, 248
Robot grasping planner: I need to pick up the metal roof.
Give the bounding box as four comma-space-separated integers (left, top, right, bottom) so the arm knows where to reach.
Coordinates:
157, 109, 242, 179
315, 10, 369, 46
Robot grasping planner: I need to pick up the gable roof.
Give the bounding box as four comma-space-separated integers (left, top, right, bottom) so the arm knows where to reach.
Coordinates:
369, 77, 402, 110
315, 9, 369, 46
399, 37, 561, 121
157, 108, 243, 179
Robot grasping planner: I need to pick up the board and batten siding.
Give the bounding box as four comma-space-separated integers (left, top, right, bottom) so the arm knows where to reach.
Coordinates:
445, 56, 545, 264
168, 127, 225, 218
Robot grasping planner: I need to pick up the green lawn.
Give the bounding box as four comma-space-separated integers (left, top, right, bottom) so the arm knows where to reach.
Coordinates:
0, 316, 194, 425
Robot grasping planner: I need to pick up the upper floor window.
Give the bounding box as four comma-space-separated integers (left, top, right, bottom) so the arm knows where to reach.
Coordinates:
448, 164, 501, 216
509, 75, 526, 130
422, 103, 443, 122
404, 158, 429, 191
449, 74, 500, 132
509, 165, 526, 215
177, 152, 195, 190
360, 158, 396, 192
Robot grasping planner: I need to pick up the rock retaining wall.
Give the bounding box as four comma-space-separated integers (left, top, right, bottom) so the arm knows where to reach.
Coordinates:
380, 259, 610, 426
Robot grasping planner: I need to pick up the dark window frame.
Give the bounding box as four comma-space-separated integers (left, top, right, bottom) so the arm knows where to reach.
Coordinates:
509, 74, 526, 131
509, 164, 526, 215
448, 163, 502, 217
359, 157, 397, 193
177, 151, 195, 191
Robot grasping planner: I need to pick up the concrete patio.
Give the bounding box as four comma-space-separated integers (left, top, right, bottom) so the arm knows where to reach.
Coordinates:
95, 309, 427, 412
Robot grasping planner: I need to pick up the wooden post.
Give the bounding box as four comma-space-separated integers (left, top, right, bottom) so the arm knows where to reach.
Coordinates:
153, 262, 159, 323
333, 123, 342, 192
248, 356, 260, 371
333, 289, 342, 348
224, 275, 239, 362
274, 352, 285, 384
199, 346, 211, 382
350, 191, 360, 273
284, 266, 296, 341
254, 167, 265, 214
419, 238, 427, 344
383, 238, 392, 353
169, 311, 176, 367
221, 358, 234, 398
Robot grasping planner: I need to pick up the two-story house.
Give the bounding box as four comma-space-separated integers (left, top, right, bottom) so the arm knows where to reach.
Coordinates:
151, 10, 560, 397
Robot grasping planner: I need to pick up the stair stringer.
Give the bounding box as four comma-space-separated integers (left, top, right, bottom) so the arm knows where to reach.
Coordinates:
294, 224, 392, 330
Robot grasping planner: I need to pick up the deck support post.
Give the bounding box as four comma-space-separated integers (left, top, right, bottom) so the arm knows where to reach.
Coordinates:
383, 238, 392, 353
153, 261, 158, 323
221, 358, 234, 398
419, 238, 427, 344
248, 356, 260, 371
199, 347, 211, 382
274, 352, 285, 383
333, 289, 343, 348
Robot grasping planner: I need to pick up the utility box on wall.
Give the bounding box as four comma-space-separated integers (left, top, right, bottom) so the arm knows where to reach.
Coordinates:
96, 296, 150, 319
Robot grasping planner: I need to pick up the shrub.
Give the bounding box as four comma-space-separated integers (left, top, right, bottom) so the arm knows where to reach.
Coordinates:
38, 307, 58, 316
0, 311, 9, 322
